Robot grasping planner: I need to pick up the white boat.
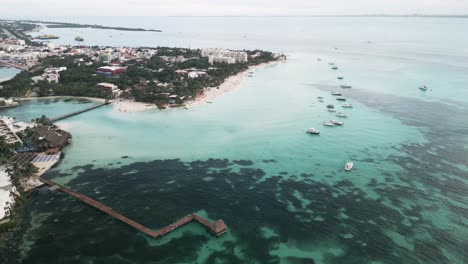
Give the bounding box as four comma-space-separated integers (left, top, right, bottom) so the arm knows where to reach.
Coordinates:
330, 120, 344, 126
306, 128, 320, 134
336, 112, 347, 117
323, 121, 335, 127
340, 85, 352, 88
331, 92, 342, 96
419, 85, 428, 91
341, 103, 353, 108
345, 162, 353, 171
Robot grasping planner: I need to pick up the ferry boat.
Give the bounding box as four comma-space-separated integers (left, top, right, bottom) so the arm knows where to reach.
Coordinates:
306, 128, 320, 134
340, 85, 352, 88
36, 34, 59, 40
336, 97, 346, 101
331, 92, 342, 96
345, 162, 353, 171
330, 120, 344, 126
323, 121, 335, 127
341, 103, 353, 108
336, 112, 347, 117
419, 85, 428, 91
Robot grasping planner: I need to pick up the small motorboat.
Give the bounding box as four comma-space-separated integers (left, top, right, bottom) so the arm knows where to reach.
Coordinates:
419, 85, 428, 91
328, 62, 335, 65
331, 66, 338, 70
336, 112, 347, 117
330, 120, 344, 126
317, 58, 322, 61
331, 92, 342, 96
319, 99, 324, 103
326, 104, 335, 109
341, 103, 353, 108
306, 128, 320, 134
323, 121, 335, 127
336, 97, 346, 101
337, 77, 344, 80
327, 109, 336, 112
340, 85, 352, 88
317, 96, 324, 99
345, 162, 353, 171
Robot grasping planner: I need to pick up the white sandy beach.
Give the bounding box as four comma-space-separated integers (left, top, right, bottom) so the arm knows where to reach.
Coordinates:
0, 77, 12, 83
185, 60, 285, 108
15, 60, 284, 113
113, 99, 159, 113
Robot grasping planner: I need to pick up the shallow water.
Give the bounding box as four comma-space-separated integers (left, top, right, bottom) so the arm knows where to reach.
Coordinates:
1, 17, 467, 264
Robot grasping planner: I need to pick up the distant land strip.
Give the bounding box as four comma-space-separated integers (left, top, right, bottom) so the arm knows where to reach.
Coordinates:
19, 20, 162, 32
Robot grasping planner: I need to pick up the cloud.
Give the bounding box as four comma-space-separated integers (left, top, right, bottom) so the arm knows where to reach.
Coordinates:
2, 0, 468, 17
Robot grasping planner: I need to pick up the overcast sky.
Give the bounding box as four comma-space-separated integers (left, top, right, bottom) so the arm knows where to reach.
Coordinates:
2, 0, 468, 17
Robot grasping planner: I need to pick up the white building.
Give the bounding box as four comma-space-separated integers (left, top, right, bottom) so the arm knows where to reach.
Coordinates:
202, 48, 248, 65
208, 55, 235, 65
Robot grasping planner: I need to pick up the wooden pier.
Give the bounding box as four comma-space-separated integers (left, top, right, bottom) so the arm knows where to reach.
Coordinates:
39, 178, 227, 238
50, 101, 111, 123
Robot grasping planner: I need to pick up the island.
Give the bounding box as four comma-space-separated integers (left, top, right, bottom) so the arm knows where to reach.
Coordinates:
13, 20, 162, 32
0, 21, 286, 110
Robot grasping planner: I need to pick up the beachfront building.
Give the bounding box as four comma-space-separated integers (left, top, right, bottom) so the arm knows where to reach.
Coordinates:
0, 98, 19, 108
96, 66, 127, 76
201, 48, 248, 65
97, 82, 122, 97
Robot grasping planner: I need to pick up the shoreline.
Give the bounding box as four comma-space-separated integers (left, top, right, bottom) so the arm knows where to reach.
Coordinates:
13, 60, 285, 113
185, 59, 285, 108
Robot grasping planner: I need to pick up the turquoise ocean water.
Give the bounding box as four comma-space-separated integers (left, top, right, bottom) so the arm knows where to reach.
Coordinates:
0, 17, 467, 264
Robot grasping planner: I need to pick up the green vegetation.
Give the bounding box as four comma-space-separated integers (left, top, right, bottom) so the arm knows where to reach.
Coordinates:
0, 47, 281, 106
0, 137, 16, 163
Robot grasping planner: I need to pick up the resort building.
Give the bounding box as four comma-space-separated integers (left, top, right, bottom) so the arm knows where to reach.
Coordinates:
97, 83, 122, 97
201, 48, 248, 65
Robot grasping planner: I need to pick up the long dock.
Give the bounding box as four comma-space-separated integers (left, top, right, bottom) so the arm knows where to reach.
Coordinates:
50, 101, 111, 123
39, 178, 227, 238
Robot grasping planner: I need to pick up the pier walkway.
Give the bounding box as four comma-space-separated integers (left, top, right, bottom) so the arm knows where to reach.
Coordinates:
39, 178, 227, 238
50, 101, 111, 123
